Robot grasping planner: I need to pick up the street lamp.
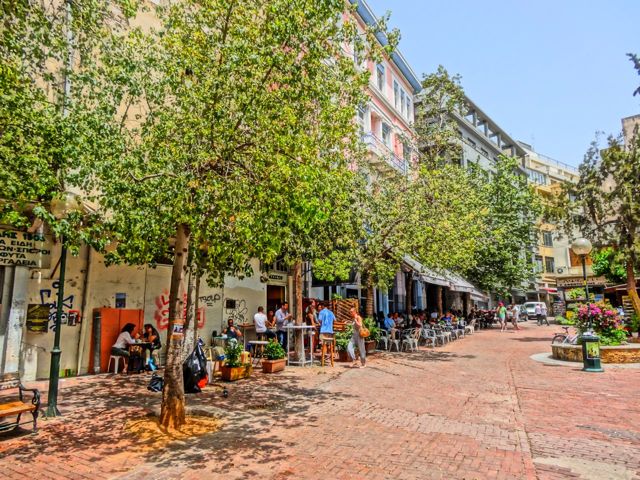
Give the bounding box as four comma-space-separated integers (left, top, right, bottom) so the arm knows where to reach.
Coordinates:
570, 237, 602, 372
46, 192, 83, 417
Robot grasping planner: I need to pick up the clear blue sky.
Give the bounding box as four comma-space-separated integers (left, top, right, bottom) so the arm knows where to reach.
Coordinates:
366, 0, 640, 166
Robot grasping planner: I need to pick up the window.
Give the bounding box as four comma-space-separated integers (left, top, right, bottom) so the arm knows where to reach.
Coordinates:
402, 141, 412, 161
542, 231, 553, 247
535, 255, 544, 273
527, 168, 547, 185
400, 89, 406, 116
544, 256, 555, 273
393, 80, 400, 109
381, 123, 391, 146
405, 96, 412, 120
357, 105, 367, 134
376, 63, 385, 91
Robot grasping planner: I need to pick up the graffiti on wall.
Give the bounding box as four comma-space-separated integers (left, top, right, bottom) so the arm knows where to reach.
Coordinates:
154, 289, 205, 331
198, 293, 221, 307
39, 282, 78, 332
224, 298, 248, 324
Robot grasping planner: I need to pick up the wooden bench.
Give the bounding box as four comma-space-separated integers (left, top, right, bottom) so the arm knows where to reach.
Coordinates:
0, 385, 40, 434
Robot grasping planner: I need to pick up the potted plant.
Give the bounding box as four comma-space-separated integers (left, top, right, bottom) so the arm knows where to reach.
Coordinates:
221, 339, 252, 381
262, 340, 287, 373
363, 317, 379, 354
630, 314, 640, 339
335, 326, 352, 362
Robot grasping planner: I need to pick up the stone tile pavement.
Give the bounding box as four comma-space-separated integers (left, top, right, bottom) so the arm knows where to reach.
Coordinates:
1, 323, 639, 479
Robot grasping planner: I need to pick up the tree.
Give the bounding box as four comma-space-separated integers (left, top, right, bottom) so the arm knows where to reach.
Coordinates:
88, 0, 378, 428
466, 156, 542, 295
629, 53, 640, 96
591, 247, 627, 285
555, 132, 640, 316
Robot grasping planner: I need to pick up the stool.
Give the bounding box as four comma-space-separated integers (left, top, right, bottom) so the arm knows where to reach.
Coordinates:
107, 355, 124, 374
319, 335, 335, 367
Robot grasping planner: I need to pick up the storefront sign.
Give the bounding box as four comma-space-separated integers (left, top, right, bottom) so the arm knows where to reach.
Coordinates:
26, 304, 50, 333
556, 276, 607, 288
0, 230, 52, 268
268, 273, 285, 281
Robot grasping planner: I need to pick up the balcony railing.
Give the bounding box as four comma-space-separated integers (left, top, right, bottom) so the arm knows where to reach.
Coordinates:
361, 132, 408, 175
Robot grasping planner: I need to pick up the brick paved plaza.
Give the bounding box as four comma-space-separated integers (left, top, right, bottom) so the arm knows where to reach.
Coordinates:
1, 323, 639, 480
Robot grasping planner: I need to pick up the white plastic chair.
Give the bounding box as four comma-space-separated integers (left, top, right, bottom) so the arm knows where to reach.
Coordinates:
389, 329, 401, 352
401, 329, 417, 352
378, 329, 390, 351
421, 328, 437, 348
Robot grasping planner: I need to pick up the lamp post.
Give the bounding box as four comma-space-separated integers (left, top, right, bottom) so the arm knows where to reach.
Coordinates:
46, 193, 82, 416
570, 237, 602, 372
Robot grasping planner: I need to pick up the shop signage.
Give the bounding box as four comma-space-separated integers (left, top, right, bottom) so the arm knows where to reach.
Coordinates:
0, 229, 52, 268
556, 276, 607, 288
268, 273, 285, 281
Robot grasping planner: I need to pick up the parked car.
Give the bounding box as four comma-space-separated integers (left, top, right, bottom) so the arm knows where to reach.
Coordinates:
521, 302, 546, 321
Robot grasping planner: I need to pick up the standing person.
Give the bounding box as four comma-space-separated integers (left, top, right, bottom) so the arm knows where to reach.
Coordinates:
254, 306, 276, 340
318, 303, 335, 366
497, 302, 507, 332
347, 307, 366, 368
535, 303, 543, 326
507, 305, 520, 331
275, 302, 292, 349
540, 303, 549, 326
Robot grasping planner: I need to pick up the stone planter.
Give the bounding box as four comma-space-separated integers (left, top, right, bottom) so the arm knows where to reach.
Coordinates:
262, 358, 286, 374
551, 344, 640, 363
221, 364, 252, 381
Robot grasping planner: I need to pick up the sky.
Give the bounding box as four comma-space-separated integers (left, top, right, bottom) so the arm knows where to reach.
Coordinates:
366, 0, 640, 167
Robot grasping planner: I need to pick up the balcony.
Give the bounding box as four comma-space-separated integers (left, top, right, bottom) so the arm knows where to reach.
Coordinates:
361, 132, 408, 176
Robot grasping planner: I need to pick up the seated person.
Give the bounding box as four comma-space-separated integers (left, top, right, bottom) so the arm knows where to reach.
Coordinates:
441, 311, 453, 325
111, 323, 139, 373
222, 318, 243, 339
143, 323, 162, 367
383, 314, 396, 331
254, 306, 276, 340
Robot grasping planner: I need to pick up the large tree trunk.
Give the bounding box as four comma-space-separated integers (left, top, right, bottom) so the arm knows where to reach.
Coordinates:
160, 223, 190, 429
406, 273, 413, 314
626, 257, 640, 317
293, 261, 304, 362
365, 283, 374, 318
436, 285, 443, 317
181, 263, 195, 359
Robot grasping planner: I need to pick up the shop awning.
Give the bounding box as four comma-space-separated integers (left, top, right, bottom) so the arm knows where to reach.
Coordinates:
445, 273, 475, 293
402, 256, 449, 286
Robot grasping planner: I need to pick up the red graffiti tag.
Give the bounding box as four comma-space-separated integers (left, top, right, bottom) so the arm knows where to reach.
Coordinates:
154, 290, 206, 330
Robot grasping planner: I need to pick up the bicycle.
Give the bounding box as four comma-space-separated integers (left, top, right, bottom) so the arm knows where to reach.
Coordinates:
551, 326, 578, 345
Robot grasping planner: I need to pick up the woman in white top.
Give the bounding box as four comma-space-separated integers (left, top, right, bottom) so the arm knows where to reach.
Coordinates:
111, 323, 138, 372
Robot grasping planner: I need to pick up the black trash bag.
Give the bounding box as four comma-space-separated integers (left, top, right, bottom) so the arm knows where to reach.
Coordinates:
183, 341, 208, 394
147, 373, 164, 393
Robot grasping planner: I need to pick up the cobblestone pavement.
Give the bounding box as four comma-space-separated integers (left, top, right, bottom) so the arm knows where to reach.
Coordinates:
1, 323, 639, 480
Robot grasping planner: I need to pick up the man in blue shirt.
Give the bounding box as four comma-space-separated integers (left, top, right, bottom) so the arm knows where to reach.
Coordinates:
318, 303, 335, 335
383, 314, 395, 331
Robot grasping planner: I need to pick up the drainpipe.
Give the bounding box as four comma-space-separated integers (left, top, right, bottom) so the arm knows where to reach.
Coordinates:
75, 246, 93, 375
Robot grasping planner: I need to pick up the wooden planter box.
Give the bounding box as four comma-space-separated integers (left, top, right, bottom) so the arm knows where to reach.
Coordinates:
221, 364, 252, 382
365, 340, 376, 354
262, 358, 286, 374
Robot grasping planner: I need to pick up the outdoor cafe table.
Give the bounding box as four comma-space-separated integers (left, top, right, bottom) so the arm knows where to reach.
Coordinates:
283, 324, 315, 367
127, 341, 152, 373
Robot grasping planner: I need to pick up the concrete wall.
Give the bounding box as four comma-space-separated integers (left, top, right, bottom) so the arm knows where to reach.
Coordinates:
19, 244, 268, 380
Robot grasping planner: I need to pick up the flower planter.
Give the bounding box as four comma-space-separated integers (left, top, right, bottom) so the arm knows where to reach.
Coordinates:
221, 364, 252, 381
262, 358, 286, 374
365, 340, 376, 354
337, 350, 351, 362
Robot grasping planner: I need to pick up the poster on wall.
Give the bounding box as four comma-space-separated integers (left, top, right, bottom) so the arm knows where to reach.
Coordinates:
26, 304, 50, 333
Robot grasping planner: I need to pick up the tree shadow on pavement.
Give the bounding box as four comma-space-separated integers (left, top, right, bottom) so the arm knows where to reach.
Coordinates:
510, 336, 551, 343
0, 369, 354, 477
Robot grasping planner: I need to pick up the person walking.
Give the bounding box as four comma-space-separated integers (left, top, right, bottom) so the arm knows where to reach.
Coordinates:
508, 304, 520, 331
535, 303, 543, 326
497, 302, 507, 332
540, 303, 549, 326
347, 307, 366, 368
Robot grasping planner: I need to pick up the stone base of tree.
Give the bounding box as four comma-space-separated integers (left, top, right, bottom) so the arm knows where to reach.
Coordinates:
551, 344, 640, 363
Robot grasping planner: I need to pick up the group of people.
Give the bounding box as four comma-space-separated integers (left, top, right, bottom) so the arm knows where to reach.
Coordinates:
110, 323, 162, 373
